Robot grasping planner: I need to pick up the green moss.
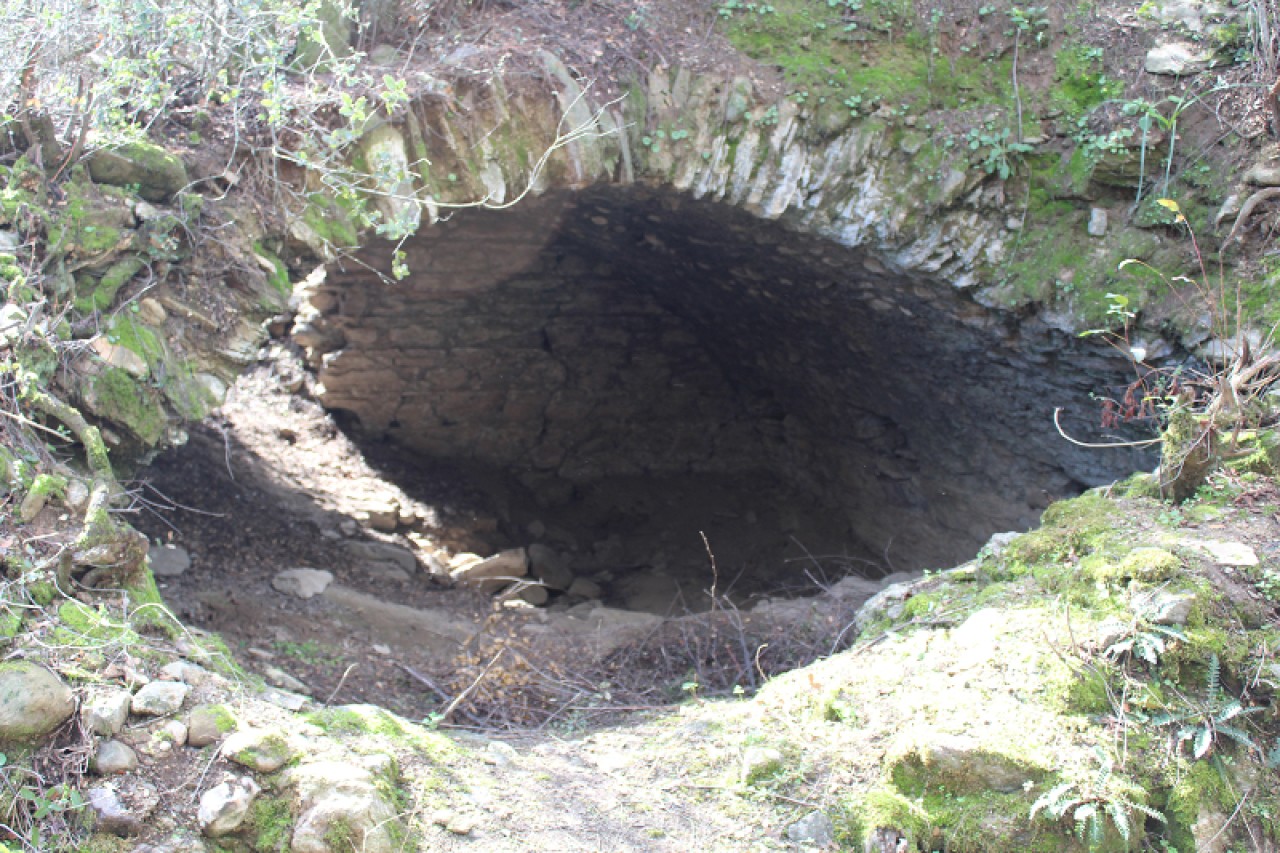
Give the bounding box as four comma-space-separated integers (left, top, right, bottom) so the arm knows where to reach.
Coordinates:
103, 315, 164, 370
85, 368, 166, 445
307, 705, 409, 739
25, 473, 66, 503
125, 570, 179, 637
253, 243, 291, 297
73, 255, 143, 313
160, 360, 219, 422
1164, 760, 1232, 849
301, 193, 360, 251
720, 0, 1004, 127
1224, 430, 1280, 475
1052, 45, 1123, 117
249, 795, 294, 852
1085, 546, 1182, 584
55, 600, 141, 650
1006, 493, 1118, 567
841, 781, 1062, 852
49, 180, 126, 257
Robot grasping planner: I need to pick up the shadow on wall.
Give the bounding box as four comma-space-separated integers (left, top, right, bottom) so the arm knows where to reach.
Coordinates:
306, 185, 1153, 573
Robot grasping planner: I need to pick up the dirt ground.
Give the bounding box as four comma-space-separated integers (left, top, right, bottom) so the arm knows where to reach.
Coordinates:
129, 343, 884, 726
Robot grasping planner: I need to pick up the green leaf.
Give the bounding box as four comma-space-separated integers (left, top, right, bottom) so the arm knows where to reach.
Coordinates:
1193, 725, 1213, 759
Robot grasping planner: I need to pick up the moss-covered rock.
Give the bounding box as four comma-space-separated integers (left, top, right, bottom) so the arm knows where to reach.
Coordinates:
87, 142, 189, 202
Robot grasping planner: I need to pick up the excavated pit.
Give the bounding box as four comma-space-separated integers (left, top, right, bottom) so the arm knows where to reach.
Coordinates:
295, 185, 1150, 608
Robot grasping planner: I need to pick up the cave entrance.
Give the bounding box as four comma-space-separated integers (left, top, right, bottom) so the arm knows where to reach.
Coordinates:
292, 185, 1146, 613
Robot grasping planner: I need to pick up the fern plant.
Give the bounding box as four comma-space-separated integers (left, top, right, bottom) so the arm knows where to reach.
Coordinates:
1152, 654, 1266, 759
1031, 748, 1165, 850
1101, 596, 1189, 667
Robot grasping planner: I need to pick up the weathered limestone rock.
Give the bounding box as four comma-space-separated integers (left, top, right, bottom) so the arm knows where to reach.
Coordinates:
83, 688, 132, 736
1145, 42, 1215, 75
87, 142, 189, 202
0, 661, 75, 740
198, 777, 261, 837
450, 548, 528, 590
284, 761, 401, 853
131, 680, 191, 716
149, 543, 192, 577
345, 540, 417, 574
222, 727, 294, 772
786, 810, 835, 847
187, 705, 236, 748
91, 740, 139, 775
271, 568, 334, 599
87, 779, 159, 836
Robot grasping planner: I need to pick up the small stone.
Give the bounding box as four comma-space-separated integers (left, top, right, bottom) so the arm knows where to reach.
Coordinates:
65, 479, 90, 512
187, 705, 236, 748
157, 719, 188, 747
1087, 207, 1108, 237
91, 336, 150, 378
1005, 216, 1023, 231
1245, 164, 1280, 187
87, 779, 159, 837
355, 500, 400, 532
786, 810, 835, 847
149, 544, 192, 577
364, 563, 411, 583
0, 229, 18, 251
271, 568, 333, 599
262, 665, 310, 694
741, 746, 784, 783
83, 688, 132, 736
517, 584, 549, 605
88, 786, 142, 836
1133, 590, 1197, 626
1145, 42, 1214, 75
91, 740, 139, 775
222, 727, 294, 772
0, 661, 76, 740
259, 686, 308, 712
131, 681, 190, 716
446, 813, 479, 835
372, 644, 391, 655
526, 520, 547, 538
133, 201, 164, 221
158, 660, 211, 685
198, 777, 260, 837
483, 741, 519, 768
567, 578, 603, 599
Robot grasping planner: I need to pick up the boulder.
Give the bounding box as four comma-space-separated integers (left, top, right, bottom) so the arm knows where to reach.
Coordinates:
786, 810, 835, 847
0, 661, 75, 741
87, 142, 189, 202
450, 548, 528, 592
284, 761, 400, 853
